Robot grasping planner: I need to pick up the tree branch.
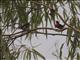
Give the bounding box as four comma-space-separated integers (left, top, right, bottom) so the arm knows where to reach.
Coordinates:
2, 27, 67, 36
8, 27, 68, 40
7, 27, 72, 47
35, 31, 74, 37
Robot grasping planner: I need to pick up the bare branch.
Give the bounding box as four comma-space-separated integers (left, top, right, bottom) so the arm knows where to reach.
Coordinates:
35, 31, 74, 37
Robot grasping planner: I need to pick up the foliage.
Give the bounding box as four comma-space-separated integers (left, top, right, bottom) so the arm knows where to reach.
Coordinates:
0, 0, 80, 60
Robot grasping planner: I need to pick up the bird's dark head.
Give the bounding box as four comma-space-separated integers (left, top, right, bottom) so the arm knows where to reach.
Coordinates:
56, 21, 59, 24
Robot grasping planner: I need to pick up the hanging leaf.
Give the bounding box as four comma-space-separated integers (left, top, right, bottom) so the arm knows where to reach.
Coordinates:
59, 43, 64, 59
32, 49, 45, 60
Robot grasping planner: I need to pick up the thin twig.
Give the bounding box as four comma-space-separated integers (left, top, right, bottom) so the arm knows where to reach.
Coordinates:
7, 27, 73, 46
36, 31, 74, 37
2, 27, 66, 36
10, 27, 66, 40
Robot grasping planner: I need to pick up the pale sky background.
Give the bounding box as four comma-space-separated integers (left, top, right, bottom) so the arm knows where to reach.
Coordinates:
14, 30, 67, 60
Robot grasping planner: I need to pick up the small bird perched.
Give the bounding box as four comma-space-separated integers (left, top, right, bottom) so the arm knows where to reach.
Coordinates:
54, 21, 64, 29
18, 23, 30, 31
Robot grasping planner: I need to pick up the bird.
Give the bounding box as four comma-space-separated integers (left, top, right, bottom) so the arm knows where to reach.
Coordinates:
18, 23, 30, 31
54, 21, 64, 29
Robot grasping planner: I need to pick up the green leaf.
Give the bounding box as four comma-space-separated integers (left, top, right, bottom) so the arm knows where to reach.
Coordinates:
59, 43, 64, 59
77, 53, 80, 60
32, 49, 45, 60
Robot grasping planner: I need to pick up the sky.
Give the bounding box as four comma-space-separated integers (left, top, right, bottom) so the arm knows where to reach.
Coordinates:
13, 29, 68, 60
